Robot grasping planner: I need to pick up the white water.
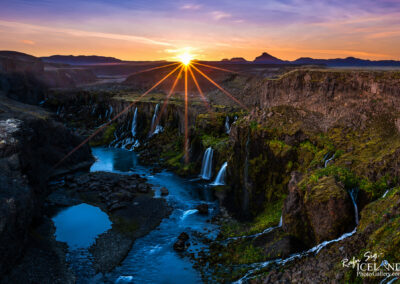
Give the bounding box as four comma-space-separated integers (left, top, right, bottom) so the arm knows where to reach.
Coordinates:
109, 106, 113, 119
180, 209, 199, 220
211, 162, 227, 186
235, 189, 360, 283
225, 216, 282, 242
324, 153, 335, 168
225, 116, 230, 134
199, 147, 214, 180
149, 104, 163, 136
349, 188, 359, 225
131, 108, 138, 137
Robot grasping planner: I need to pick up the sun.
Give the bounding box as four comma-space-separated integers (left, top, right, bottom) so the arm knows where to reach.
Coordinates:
178, 52, 193, 66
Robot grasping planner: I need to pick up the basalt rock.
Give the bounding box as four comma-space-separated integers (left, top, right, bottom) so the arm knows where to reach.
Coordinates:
282, 173, 355, 247
174, 232, 190, 252
0, 96, 93, 277
196, 203, 209, 215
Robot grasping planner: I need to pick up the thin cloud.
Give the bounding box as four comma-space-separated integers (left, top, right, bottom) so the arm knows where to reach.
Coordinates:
211, 11, 231, 20
180, 4, 202, 10
0, 19, 172, 47
20, 39, 35, 45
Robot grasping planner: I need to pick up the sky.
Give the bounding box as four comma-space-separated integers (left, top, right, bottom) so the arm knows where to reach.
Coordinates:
0, 0, 399, 61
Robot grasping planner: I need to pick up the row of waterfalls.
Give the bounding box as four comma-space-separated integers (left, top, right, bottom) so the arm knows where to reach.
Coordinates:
108, 104, 164, 151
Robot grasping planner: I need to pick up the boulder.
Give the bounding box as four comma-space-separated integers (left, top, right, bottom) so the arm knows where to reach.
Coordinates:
160, 187, 169, 196
173, 232, 190, 251
196, 203, 209, 215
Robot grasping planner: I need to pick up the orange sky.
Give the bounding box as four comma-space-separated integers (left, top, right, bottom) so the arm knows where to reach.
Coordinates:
1, 1, 400, 61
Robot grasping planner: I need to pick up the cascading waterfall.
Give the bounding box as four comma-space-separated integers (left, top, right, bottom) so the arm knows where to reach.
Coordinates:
225, 116, 230, 134
131, 107, 138, 137
211, 162, 227, 186
109, 108, 140, 151
108, 106, 113, 119
150, 104, 164, 136
349, 188, 359, 225
199, 147, 214, 180
235, 189, 360, 283
324, 153, 335, 168
224, 215, 283, 243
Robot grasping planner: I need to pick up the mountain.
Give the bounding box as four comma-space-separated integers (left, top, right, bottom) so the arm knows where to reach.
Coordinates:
41, 55, 123, 65
221, 57, 248, 63
0, 50, 44, 73
253, 52, 286, 64
292, 56, 400, 67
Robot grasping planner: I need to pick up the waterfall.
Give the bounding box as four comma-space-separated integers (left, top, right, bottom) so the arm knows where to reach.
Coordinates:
234, 190, 361, 283
278, 215, 283, 227
149, 104, 163, 136
225, 116, 230, 134
324, 153, 335, 168
131, 108, 138, 137
211, 162, 228, 186
199, 147, 214, 180
235, 227, 357, 284
108, 106, 113, 119
349, 188, 359, 225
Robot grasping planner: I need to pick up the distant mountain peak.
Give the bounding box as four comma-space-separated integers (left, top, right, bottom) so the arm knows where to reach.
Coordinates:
254, 52, 285, 64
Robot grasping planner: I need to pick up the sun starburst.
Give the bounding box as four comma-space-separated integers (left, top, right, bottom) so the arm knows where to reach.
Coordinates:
178, 52, 193, 66
55, 53, 248, 168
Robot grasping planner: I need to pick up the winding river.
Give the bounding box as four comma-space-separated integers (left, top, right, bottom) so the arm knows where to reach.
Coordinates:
54, 147, 219, 283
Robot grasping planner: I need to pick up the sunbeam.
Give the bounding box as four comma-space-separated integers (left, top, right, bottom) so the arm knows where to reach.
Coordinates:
184, 65, 189, 164
54, 63, 182, 169
151, 64, 184, 134
191, 64, 249, 110
127, 62, 180, 77
187, 65, 212, 113
192, 62, 241, 74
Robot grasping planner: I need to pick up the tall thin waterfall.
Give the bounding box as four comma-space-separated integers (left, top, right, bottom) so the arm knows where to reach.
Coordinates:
199, 147, 213, 180
234, 188, 361, 283
349, 188, 359, 225
150, 104, 163, 136
225, 116, 230, 134
324, 153, 335, 168
131, 108, 138, 137
211, 162, 228, 186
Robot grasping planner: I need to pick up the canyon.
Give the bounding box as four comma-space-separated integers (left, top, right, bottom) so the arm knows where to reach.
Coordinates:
1, 51, 400, 283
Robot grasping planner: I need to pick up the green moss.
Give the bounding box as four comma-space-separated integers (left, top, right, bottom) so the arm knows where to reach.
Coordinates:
89, 123, 117, 146
219, 198, 283, 238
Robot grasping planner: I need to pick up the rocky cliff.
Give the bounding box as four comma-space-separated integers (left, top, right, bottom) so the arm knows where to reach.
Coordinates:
0, 94, 93, 277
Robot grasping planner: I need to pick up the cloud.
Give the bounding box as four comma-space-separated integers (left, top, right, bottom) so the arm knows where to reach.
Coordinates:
20, 39, 35, 45
0, 19, 172, 47
211, 11, 231, 20
180, 4, 202, 10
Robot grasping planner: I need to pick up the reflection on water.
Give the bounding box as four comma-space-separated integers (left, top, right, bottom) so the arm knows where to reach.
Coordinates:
53, 203, 112, 249
90, 147, 138, 173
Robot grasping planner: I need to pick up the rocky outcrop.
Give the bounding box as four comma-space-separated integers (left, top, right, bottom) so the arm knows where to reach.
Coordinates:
282, 173, 355, 247
0, 97, 93, 277
224, 123, 297, 220
241, 70, 400, 128
0, 51, 97, 93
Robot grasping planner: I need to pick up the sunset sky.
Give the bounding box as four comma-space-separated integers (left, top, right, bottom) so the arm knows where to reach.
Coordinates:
0, 0, 399, 61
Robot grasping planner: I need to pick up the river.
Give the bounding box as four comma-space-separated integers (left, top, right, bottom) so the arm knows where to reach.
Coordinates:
53, 147, 219, 283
